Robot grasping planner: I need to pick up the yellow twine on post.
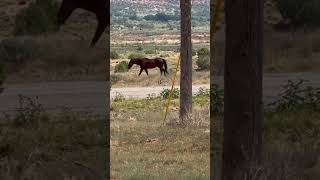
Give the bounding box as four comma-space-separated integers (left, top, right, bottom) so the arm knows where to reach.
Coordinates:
162, 54, 180, 125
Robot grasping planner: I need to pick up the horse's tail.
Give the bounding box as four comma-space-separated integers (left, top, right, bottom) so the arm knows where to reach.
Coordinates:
163, 59, 168, 74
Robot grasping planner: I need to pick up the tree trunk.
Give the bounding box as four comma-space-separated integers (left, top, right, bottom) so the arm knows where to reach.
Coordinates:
223, 0, 263, 179
210, 0, 223, 179
105, 4, 110, 179
179, 0, 192, 123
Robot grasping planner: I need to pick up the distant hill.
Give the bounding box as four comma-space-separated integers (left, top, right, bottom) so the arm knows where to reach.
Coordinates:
0, 0, 284, 39
111, 0, 209, 7
111, 0, 283, 28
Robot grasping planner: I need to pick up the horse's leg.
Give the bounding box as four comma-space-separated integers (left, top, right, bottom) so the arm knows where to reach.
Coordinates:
138, 68, 143, 76
159, 69, 162, 84
145, 69, 149, 76
90, 14, 108, 47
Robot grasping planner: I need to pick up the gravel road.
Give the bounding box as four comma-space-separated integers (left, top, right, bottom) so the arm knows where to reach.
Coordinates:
0, 73, 319, 116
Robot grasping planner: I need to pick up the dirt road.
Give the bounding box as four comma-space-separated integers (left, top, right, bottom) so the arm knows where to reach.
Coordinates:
0, 73, 319, 115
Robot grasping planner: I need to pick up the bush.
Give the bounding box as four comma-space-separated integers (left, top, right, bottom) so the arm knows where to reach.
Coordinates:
196, 56, 210, 70
144, 49, 156, 54
192, 49, 197, 56
14, 95, 47, 128
160, 88, 180, 99
113, 92, 125, 102
160, 53, 170, 58
267, 79, 320, 112
197, 48, 209, 56
196, 48, 210, 70
210, 84, 224, 115
275, 0, 320, 27
195, 87, 210, 97
136, 45, 143, 51
14, 0, 59, 36
114, 61, 128, 73
264, 110, 320, 143
144, 13, 179, 22
110, 51, 120, 59
111, 74, 123, 84
127, 52, 145, 59
0, 37, 43, 64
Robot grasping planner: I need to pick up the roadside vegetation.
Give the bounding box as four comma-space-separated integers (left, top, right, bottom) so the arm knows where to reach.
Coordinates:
0, 95, 107, 180
111, 80, 320, 179
0, 78, 319, 179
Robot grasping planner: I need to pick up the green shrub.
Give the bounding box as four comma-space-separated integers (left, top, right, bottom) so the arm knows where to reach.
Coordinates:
113, 92, 125, 102
0, 37, 43, 64
160, 88, 180, 99
14, 0, 59, 36
160, 53, 170, 58
127, 52, 145, 59
144, 49, 156, 54
196, 48, 210, 70
136, 45, 143, 51
197, 48, 209, 56
192, 49, 197, 56
210, 84, 224, 115
267, 79, 320, 112
196, 56, 210, 70
111, 51, 120, 59
275, 0, 320, 27
144, 13, 179, 22
14, 95, 47, 128
114, 61, 128, 73
195, 87, 210, 97
264, 110, 320, 143
111, 73, 123, 84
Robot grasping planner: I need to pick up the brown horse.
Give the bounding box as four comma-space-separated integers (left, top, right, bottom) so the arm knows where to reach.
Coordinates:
57, 0, 109, 47
128, 58, 168, 76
